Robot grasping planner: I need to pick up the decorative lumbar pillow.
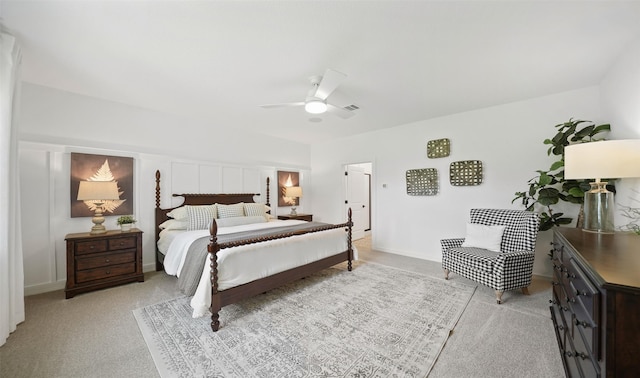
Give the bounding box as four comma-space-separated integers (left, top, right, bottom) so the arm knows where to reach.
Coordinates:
216, 215, 267, 228
186, 205, 218, 231
461, 223, 506, 252
243, 203, 269, 219
217, 203, 245, 218
159, 219, 189, 230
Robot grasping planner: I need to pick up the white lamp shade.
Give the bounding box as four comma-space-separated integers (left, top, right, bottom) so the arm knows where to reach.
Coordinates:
285, 186, 303, 198
564, 139, 640, 180
304, 100, 327, 114
77, 181, 120, 201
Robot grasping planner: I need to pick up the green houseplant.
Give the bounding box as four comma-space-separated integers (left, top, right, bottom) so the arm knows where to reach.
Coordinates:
116, 215, 136, 231
512, 118, 612, 231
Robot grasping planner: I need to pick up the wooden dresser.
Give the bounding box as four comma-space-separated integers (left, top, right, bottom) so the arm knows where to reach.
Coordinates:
65, 229, 144, 299
550, 228, 640, 378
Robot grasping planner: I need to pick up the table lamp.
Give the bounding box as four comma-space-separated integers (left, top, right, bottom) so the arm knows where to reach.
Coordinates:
564, 139, 640, 233
285, 186, 302, 216
77, 180, 120, 234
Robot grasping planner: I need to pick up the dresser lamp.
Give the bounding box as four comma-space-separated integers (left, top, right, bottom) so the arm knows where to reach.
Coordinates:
564, 139, 640, 233
285, 186, 303, 216
77, 180, 120, 234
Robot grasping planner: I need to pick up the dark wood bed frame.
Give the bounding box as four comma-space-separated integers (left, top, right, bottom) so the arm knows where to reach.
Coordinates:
154, 170, 354, 332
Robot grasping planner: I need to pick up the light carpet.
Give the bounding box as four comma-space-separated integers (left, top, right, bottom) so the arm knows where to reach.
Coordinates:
133, 261, 476, 378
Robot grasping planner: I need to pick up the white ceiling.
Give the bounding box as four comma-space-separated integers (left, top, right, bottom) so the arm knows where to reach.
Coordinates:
3, 1, 640, 145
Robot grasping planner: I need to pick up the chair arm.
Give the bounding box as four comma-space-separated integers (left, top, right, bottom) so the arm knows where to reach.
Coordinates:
494, 250, 535, 276
440, 238, 465, 254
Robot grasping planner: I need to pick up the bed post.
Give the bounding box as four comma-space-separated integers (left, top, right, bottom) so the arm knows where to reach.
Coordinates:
155, 170, 163, 271
266, 177, 271, 210
347, 207, 353, 271
208, 219, 221, 332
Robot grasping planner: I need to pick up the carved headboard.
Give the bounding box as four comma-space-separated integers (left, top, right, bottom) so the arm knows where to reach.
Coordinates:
154, 170, 270, 269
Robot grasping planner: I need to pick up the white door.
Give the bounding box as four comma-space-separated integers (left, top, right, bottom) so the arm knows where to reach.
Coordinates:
346, 165, 366, 240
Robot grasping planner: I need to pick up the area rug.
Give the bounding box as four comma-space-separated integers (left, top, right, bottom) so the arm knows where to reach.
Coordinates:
133, 261, 476, 378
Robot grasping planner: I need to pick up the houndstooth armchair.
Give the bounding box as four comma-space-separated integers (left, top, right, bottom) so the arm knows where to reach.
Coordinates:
441, 209, 540, 304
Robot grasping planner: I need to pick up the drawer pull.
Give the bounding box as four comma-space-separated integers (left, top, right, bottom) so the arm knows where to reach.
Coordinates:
576, 352, 588, 360
565, 296, 576, 303
549, 299, 558, 305
565, 351, 574, 358
575, 290, 589, 297
106, 270, 111, 275
552, 281, 560, 286
565, 272, 576, 279
561, 306, 569, 312
574, 319, 590, 328
90, 246, 95, 249
105, 259, 110, 263
557, 324, 564, 331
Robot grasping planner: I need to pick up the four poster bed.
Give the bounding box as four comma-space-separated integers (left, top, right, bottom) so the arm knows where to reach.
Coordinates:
154, 170, 354, 331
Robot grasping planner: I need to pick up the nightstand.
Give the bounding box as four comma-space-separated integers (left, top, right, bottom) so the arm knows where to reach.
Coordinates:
65, 229, 144, 299
277, 214, 313, 222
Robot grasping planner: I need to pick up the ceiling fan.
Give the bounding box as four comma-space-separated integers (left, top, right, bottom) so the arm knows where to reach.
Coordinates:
259, 68, 357, 119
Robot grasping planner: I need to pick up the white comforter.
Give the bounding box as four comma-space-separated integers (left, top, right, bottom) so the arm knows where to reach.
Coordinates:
160, 219, 356, 318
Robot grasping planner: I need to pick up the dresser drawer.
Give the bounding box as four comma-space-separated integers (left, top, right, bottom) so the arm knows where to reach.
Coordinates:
108, 236, 137, 251
76, 262, 136, 283
75, 240, 108, 255
76, 250, 136, 270
572, 326, 601, 378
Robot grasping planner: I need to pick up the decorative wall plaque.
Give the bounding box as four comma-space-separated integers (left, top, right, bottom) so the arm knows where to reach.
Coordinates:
450, 160, 483, 186
427, 138, 450, 158
406, 168, 439, 196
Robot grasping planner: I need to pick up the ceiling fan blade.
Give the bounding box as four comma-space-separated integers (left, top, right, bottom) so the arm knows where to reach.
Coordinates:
314, 69, 347, 100
326, 103, 356, 119
259, 102, 305, 109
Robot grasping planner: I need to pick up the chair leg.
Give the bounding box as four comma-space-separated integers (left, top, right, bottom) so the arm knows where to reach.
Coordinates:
443, 268, 449, 280
521, 287, 530, 295
495, 290, 504, 304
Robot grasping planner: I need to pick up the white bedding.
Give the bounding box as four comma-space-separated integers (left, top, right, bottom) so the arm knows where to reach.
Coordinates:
159, 219, 357, 318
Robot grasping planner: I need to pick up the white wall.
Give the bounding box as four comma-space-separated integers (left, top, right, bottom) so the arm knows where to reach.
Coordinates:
601, 35, 640, 230
311, 87, 604, 278
18, 84, 312, 295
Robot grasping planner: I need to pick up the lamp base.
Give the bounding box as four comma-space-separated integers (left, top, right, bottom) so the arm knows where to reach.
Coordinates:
289, 207, 298, 216
89, 208, 107, 235
582, 181, 615, 234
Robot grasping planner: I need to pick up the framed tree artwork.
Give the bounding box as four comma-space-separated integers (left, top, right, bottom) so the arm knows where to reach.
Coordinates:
70, 153, 134, 217
277, 170, 300, 207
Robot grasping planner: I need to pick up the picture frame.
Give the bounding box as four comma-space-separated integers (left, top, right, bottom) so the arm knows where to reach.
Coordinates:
277, 170, 300, 207
70, 153, 134, 217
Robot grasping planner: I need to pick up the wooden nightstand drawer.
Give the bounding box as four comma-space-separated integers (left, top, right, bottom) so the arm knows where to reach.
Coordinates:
76, 262, 137, 283
108, 236, 137, 251
277, 214, 313, 222
75, 240, 108, 255
76, 250, 136, 270
65, 229, 143, 298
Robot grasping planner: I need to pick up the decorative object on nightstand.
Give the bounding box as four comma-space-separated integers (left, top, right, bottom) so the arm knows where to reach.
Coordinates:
76, 180, 120, 234
564, 139, 640, 233
116, 215, 136, 232
285, 186, 302, 216
277, 213, 313, 222
65, 229, 143, 298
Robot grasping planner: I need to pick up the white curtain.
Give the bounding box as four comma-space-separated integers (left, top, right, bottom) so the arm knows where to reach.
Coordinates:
0, 25, 25, 347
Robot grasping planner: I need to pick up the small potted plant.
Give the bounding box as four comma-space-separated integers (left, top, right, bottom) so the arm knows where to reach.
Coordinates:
116, 215, 136, 232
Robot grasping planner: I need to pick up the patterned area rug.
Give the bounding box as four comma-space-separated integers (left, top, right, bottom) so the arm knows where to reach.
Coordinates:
134, 261, 476, 378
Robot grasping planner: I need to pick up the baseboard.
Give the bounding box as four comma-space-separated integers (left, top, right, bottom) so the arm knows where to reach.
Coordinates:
24, 281, 66, 296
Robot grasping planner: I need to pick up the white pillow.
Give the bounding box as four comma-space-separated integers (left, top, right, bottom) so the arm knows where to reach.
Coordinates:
186, 205, 218, 231
461, 223, 506, 252
243, 203, 269, 219
166, 206, 188, 220
217, 203, 245, 218
215, 215, 267, 228
159, 219, 188, 230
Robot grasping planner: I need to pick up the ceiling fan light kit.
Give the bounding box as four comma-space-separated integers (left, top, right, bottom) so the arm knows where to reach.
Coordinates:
304, 99, 327, 114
